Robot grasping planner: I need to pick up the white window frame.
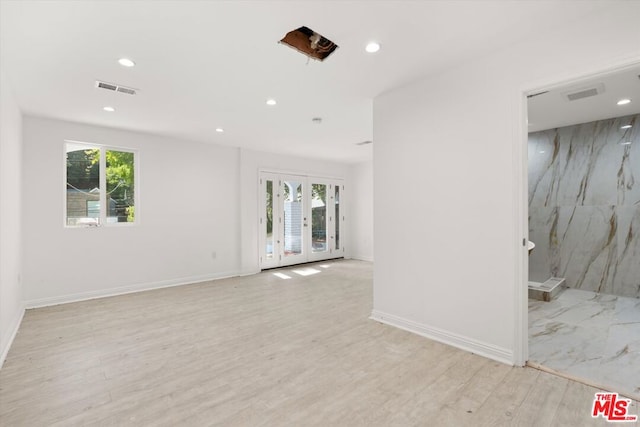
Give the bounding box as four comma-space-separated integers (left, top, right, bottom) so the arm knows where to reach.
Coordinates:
64, 139, 139, 228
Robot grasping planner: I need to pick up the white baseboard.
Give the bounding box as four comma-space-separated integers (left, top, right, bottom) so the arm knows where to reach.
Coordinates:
239, 269, 261, 277
370, 310, 513, 365
1, 304, 25, 369
25, 270, 240, 309
346, 255, 374, 262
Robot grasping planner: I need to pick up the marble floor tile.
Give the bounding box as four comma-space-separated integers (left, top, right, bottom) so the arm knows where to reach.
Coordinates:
529, 288, 640, 399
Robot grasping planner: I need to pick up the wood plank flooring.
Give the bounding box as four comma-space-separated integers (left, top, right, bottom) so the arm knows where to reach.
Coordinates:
1, 260, 637, 426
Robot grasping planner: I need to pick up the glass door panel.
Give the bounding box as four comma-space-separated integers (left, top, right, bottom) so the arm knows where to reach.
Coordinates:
66, 144, 101, 226
265, 179, 275, 260
282, 177, 306, 265
260, 173, 280, 269
311, 183, 328, 253
308, 179, 342, 262
335, 184, 340, 251
105, 149, 135, 223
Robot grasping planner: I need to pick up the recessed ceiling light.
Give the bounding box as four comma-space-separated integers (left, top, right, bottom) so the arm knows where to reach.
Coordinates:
266, 99, 277, 106
215, 128, 224, 133
620, 124, 633, 129
620, 141, 632, 145
617, 98, 631, 105
365, 42, 381, 53
118, 58, 135, 67
103, 106, 115, 112
539, 150, 546, 154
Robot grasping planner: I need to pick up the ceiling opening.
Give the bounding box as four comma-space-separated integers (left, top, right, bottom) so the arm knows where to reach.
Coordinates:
279, 26, 338, 62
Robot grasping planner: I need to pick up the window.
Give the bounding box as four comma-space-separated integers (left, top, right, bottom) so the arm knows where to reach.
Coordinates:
65, 141, 137, 226
86, 200, 100, 218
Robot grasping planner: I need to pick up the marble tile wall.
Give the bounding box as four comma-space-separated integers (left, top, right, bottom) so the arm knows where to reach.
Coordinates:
528, 114, 640, 298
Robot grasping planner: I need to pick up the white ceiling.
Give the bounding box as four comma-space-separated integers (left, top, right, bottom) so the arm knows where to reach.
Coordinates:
528, 65, 640, 132
0, 1, 618, 162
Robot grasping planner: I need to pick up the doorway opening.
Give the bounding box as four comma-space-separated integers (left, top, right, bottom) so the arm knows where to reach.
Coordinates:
259, 172, 345, 269
524, 63, 640, 399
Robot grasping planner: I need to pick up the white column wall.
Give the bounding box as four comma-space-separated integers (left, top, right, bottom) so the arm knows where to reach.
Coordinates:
347, 160, 373, 262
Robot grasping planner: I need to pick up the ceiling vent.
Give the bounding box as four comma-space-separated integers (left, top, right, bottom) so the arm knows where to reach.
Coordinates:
95, 80, 138, 95
279, 26, 338, 62
563, 83, 604, 101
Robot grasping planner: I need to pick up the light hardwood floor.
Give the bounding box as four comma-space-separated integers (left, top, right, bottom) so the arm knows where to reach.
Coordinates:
1, 260, 637, 426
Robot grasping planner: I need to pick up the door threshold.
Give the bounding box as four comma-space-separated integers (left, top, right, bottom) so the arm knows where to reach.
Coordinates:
261, 257, 345, 271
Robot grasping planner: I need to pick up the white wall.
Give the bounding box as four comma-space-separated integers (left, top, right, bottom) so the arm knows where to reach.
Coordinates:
20, 117, 371, 306
238, 148, 351, 274
0, 68, 24, 365
372, 3, 640, 365
347, 160, 373, 261
22, 116, 241, 306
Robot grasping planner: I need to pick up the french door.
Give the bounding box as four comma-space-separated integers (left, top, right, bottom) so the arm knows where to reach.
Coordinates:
259, 172, 344, 269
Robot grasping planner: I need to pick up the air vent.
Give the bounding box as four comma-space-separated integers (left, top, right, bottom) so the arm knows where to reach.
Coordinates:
563, 83, 604, 101
96, 81, 117, 91
95, 80, 138, 95
116, 86, 136, 95
567, 88, 598, 101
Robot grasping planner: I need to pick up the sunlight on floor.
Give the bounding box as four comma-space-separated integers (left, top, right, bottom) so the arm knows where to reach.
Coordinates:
291, 267, 321, 276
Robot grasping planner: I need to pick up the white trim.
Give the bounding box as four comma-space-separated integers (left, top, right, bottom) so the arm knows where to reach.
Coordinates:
64, 138, 137, 152
258, 168, 345, 182
239, 269, 261, 277
0, 305, 25, 369
347, 255, 373, 262
25, 270, 240, 309
512, 85, 529, 367
370, 310, 513, 366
